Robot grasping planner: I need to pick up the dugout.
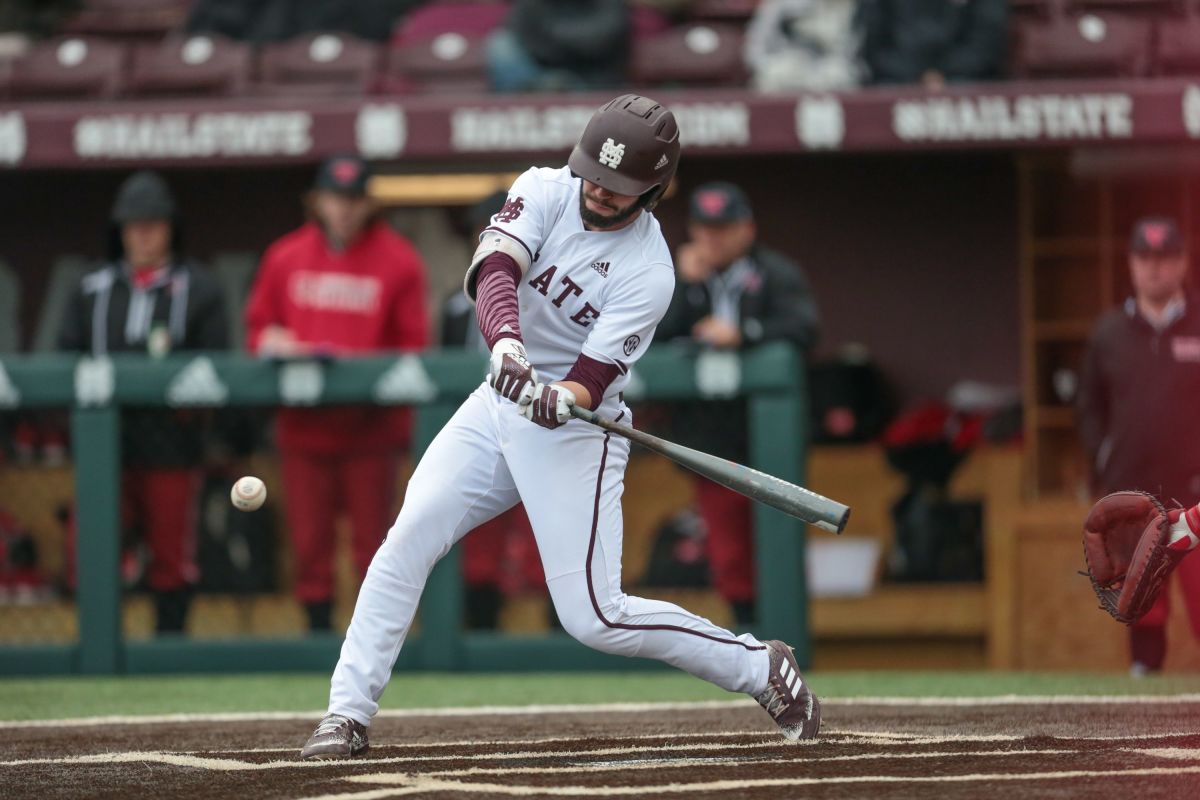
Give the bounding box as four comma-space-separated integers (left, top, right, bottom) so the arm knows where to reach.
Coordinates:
1, 84, 1200, 673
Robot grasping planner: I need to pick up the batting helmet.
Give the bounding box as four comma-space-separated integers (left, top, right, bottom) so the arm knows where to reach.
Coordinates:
568, 94, 680, 210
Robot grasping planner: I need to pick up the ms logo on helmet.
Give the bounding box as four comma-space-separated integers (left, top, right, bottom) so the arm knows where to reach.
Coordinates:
598, 138, 626, 169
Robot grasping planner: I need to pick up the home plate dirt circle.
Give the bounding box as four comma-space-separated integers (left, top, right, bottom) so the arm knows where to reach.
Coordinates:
2, 698, 1199, 799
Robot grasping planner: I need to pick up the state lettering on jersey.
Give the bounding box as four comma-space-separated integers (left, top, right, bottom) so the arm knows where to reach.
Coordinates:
552, 276, 583, 308
496, 196, 524, 223
527, 264, 602, 327
570, 303, 600, 327
528, 265, 557, 295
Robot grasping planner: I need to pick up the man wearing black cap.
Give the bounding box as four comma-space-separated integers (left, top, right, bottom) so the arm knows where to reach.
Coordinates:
58, 169, 229, 634
1079, 215, 1200, 674
657, 181, 820, 626
245, 154, 428, 632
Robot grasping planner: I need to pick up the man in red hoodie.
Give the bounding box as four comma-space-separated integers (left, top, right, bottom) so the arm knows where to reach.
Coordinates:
245, 155, 429, 631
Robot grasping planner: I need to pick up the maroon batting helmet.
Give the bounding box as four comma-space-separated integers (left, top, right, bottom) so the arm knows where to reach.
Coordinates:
568, 94, 680, 210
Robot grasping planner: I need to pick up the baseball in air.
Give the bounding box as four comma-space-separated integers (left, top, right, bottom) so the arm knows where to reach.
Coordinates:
231, 476, 267, 512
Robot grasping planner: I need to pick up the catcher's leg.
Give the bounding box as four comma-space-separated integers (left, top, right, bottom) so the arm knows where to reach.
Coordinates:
1176, 543, 1200, 641
1130, 591, 1169, 672
327, 387, 519, 726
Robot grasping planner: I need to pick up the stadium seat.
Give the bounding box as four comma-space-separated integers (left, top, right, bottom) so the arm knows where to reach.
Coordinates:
1065, 0, 1183, 15
1156, 6, 1200, 74
64, 0, 190, 40
8, 37, 126, 100
391, 1, 509, 42
1010, 0, 1056, 18
689, 0, 762, 22
383, 2, 507, 94
630, 23, 748, 88
127, 35, 251, 97
257, 33, 381, 96
383, 36, 490, 94
1013, 12, 1155, 78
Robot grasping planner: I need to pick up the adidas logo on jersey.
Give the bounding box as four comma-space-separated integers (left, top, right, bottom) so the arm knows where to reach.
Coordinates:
590, 261, 611, 278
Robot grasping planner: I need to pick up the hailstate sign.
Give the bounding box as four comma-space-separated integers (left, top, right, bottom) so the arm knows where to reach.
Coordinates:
892, 93, 1134, 143
74, 111, 314, 160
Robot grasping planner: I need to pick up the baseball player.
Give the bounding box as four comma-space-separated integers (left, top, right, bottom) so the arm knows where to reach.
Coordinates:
300, 95, 821, 760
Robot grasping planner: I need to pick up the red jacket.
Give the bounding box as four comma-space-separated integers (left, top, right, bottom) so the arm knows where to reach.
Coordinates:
246, 220, 429, 453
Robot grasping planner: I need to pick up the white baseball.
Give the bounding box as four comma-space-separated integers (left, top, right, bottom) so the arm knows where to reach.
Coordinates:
231, 476, 267, 512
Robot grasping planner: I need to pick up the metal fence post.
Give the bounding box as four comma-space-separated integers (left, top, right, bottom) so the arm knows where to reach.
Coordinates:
412, 400, 463, 670
748, 374, 811, 666
72, 406, 122, 674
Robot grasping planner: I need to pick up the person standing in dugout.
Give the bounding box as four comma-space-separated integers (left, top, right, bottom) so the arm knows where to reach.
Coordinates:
245, 155, 429, 633
1078, 216, 1200, 674
656, 182, 820, 626
58, 170, 229, 634
300, 95, 822, 760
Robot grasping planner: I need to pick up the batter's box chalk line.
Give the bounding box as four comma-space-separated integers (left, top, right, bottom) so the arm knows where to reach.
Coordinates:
290, 764, 1200, 800
7, 694, 1200, 729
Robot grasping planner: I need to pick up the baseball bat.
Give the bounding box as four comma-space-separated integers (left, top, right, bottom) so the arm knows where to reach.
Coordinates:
570, 406, 850, 534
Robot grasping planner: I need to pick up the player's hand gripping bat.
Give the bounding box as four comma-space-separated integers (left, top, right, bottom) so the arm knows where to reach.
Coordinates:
570, 406, 850, 534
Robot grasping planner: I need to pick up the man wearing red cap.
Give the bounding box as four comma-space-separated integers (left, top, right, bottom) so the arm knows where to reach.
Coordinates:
245, 154, 429, 632
1079, 215, 1200, 673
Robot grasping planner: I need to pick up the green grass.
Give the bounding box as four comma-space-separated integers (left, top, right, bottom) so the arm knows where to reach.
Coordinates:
4, 671, 1200, 722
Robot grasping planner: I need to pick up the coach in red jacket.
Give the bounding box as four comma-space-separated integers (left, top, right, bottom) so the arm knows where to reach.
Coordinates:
245, 155, 429, 631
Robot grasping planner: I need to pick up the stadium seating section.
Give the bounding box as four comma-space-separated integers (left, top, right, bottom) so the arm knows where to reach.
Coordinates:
0, 1, 1198, 100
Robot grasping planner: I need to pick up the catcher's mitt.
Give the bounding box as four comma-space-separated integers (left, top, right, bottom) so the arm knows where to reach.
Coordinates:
1081, 491, 1200, 624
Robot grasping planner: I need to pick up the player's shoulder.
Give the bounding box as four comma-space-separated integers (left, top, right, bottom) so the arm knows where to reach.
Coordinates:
263, 223, 321, 264
1090, 303, 1133, 342
521, 164, 577, 190
368, 221, 421, 260
513, 165, 578, 207
625, 213, 674, 280
80, 263, 118, 294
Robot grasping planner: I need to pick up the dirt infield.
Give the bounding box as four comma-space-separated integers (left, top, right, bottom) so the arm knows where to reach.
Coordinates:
2, 698, 1199, 799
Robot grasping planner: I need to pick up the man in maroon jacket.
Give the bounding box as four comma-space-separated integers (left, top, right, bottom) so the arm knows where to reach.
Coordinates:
1078, 216, 1200, 673
245, 155, 429, 631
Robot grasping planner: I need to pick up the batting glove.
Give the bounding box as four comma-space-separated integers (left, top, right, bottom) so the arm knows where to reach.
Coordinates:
488, 338, 537, 406
522, 382, 576, 429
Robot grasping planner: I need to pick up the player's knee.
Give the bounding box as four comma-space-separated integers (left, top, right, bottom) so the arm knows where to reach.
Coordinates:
556, 606, 607, 647
555, 603, 640, 657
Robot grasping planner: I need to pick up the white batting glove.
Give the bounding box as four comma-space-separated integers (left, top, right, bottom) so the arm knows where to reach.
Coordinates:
488, 338, 537, 406
522, 383, 576, 430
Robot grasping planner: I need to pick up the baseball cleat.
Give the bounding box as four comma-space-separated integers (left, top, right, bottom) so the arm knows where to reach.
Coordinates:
300, 713, 369, 760
754, 640, 821, 741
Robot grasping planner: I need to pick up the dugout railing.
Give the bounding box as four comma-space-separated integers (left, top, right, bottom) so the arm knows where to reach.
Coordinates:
0, 343, 810, 675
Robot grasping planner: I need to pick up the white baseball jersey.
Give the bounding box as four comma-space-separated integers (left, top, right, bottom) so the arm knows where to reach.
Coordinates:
482, 166, 675, 403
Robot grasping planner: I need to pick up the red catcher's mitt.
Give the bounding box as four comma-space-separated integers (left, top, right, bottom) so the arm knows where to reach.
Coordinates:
1081, 491, 1199, 624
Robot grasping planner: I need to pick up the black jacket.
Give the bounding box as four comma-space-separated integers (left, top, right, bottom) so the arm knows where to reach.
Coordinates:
857, 0, 1008, 85
508, 0, 629, 71
186, 0, 419, 42
58, 260, 229, 468
1078, 297, 1200, 504
656, 243, 820, 352
656, 243, 820, 462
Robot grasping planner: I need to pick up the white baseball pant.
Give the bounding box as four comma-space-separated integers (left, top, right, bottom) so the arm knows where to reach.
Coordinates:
328, 384, 770, 725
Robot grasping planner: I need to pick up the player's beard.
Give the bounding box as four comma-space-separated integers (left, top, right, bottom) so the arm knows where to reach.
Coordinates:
579, 187, 645, 230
